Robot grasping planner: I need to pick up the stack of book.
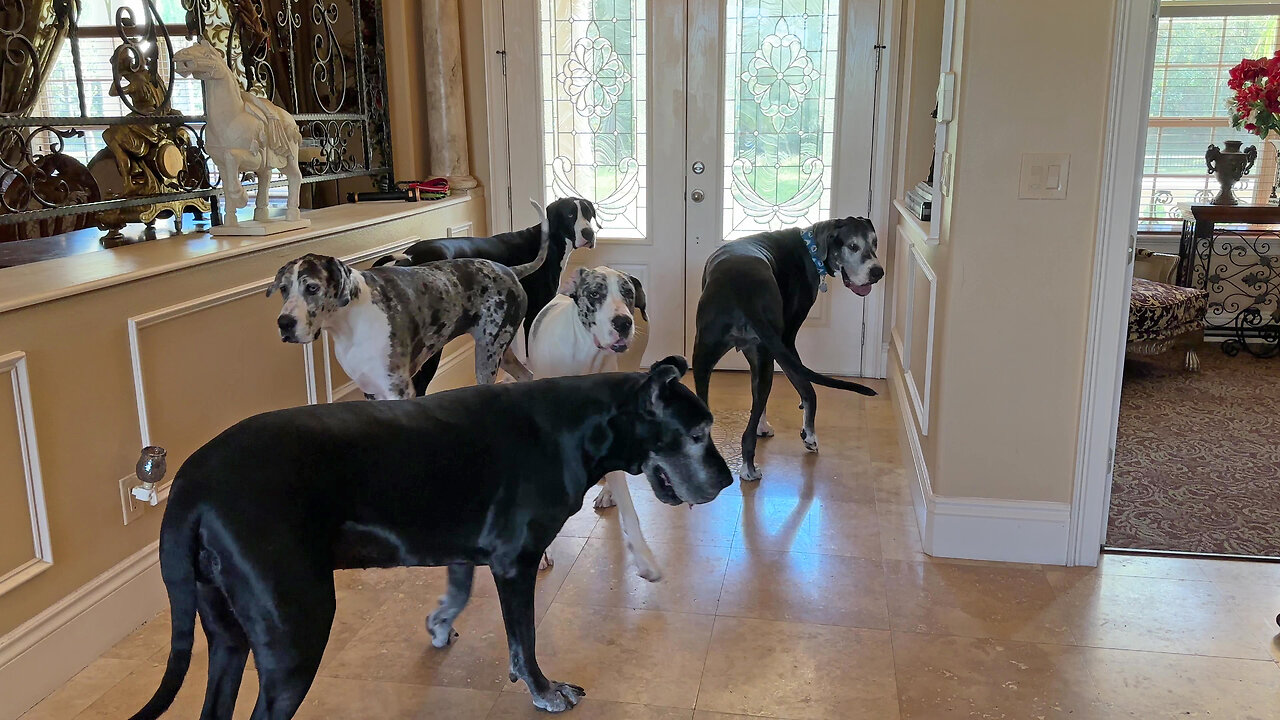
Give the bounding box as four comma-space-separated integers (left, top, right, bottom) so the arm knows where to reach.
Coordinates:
906, 181, 933, 222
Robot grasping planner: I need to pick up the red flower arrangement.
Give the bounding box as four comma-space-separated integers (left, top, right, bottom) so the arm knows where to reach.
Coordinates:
1228, 51, 1280, 138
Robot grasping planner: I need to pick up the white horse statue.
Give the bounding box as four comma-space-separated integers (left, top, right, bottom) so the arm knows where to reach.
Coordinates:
174, 39, 304, 226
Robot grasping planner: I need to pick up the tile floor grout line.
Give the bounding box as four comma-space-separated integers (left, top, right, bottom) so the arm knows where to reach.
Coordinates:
692, 502, 743, 714
885, 627, 1278, 663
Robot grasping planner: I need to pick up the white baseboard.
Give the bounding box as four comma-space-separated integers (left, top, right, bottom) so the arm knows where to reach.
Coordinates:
0, 541, 165, 720
889, 367, 1071, 566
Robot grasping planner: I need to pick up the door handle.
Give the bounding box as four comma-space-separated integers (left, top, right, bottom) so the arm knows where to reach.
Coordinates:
690, 189, 705, 203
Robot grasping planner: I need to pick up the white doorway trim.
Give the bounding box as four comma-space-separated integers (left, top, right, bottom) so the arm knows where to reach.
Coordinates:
479, 0, 898, 378
864, 0, 901, 379
1068, 0, 1160, 567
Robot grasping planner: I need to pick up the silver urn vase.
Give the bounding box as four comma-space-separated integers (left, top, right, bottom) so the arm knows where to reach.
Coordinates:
1205, 140, 1258, 206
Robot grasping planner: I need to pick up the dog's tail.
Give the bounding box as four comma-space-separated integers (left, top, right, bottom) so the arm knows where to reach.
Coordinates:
740, 307, 877, 396
128, 509, 200, 720
511, 198, 551, 280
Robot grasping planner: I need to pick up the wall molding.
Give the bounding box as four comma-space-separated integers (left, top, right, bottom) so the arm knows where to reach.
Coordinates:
891, 366, 1072, 565
0, 541, 163, 720
126, 274, 313, 448
0, 352, 52, 598
891, 241, 937, 436
1070, 0, 1160, 567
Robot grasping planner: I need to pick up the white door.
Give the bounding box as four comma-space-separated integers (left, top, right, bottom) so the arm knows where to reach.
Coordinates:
502, 0, 689, 363
498, 0, 881, 373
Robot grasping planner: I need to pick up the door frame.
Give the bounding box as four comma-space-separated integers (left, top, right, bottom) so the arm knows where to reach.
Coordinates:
1068, 0, 1159, 566
479, 0, 899, 378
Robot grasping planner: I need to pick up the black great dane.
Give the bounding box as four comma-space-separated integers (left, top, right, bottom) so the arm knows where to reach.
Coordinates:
128, 358, 731, 719
692, 217, 884, 482
374, 197, 599, 396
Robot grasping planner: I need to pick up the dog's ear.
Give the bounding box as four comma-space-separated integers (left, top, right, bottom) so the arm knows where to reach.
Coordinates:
265, 264, 288, 297
325, 256, 356, 307
627, 274, 648, 321
639, 355, 688, 412
560, 266, 585, 297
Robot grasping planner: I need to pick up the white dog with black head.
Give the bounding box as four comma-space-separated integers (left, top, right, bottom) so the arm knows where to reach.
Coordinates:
528, 266, 662, 581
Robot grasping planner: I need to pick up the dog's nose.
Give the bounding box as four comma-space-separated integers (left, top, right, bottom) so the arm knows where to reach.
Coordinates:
869, 266, 885, 282
611, 315, 632, 336
277, 315, 297, 333
582, 227, 595, 245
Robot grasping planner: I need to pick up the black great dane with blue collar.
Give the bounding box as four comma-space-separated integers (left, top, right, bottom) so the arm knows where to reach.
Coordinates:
692, 217, 884, 482
128, 358, 731, 719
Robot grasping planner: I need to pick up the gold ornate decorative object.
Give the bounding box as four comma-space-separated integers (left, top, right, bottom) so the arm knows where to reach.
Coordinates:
92, 45, 210, 242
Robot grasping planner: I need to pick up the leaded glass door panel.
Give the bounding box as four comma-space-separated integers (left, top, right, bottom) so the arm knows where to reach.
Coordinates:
503, 0, 688, 364
501, 0, 880, 374
685, 0, 880, 375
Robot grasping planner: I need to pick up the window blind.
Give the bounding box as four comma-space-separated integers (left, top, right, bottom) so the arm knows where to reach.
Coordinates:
1141, 6, 1280, 226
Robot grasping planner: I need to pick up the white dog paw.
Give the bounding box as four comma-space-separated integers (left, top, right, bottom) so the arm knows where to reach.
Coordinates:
740, 464, 763, 482
593, 486, 616, 510
801, 429, 819, 453
530, 681, 586, 712
755, 417, 775, 437
631, 550, 664, 582
635, 563, 664, 582
539, 552, 554, 571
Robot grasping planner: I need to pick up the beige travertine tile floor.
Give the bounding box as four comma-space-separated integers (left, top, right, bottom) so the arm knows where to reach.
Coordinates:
20, 373, 1280, 719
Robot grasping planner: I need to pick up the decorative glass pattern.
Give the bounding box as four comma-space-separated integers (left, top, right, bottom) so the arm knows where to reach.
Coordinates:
723, 0, 841, 239
540, 0, 647, 239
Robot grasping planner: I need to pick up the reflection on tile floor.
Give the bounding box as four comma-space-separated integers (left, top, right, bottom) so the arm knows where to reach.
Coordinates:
21, 373, 1280, 719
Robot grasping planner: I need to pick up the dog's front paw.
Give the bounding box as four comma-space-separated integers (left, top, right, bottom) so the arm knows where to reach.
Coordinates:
531, 681, 586, 712
426, 613, 459, 648
594, 486, 616, 510
801, 429, 819, 453
539, 552, 554, 571
629, 547, 663, 582
740, 463, 762, 482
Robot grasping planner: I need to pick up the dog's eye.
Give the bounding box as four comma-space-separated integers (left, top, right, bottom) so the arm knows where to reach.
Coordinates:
588, 289, 603, 301
304, 283, 321, 295
690, 430, 707, 443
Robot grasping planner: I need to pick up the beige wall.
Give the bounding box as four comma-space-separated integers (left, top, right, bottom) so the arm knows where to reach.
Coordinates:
893, 0, 1115, 504
0, 199, 486, 639
383, 0, 430, 181
383, 0, 492, 193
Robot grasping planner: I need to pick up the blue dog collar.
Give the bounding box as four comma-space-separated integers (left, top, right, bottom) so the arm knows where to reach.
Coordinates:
802, 227, 832, 292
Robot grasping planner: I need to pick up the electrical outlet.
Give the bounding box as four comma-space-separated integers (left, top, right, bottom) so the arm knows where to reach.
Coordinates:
119, 475, 143, 525
1019, 153, 1071, 199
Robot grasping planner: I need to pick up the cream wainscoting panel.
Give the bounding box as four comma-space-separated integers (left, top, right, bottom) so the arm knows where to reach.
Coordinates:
0, 352, 52, 597
891, 227, 937, 436
127, 278, 315, 480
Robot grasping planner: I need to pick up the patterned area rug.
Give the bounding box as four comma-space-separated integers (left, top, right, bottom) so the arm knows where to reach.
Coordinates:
1108, 346, 1280, 556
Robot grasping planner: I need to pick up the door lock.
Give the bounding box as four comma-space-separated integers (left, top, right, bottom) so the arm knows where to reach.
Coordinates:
690, 189, 705, 203
692, 161, 705, 174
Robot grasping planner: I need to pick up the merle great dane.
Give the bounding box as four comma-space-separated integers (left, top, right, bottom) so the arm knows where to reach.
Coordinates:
374, 197, 599, 396
693, 217, 884, 481
268, 228, 547, 400
128, 358, 732, 719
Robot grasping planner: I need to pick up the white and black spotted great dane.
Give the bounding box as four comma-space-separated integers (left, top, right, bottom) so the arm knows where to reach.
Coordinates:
528, 265, 666, 580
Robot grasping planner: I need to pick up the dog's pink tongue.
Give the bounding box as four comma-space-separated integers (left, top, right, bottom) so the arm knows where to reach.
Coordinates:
846, 281, 874, 297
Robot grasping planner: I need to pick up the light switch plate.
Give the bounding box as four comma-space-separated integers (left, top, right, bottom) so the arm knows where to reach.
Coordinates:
1019, 153, 1070, 199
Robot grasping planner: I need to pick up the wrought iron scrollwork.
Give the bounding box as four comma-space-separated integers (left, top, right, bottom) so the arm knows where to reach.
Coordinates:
310, 1, 347, 113
1191, 227, 1280, 358
0, 0, 393, 245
